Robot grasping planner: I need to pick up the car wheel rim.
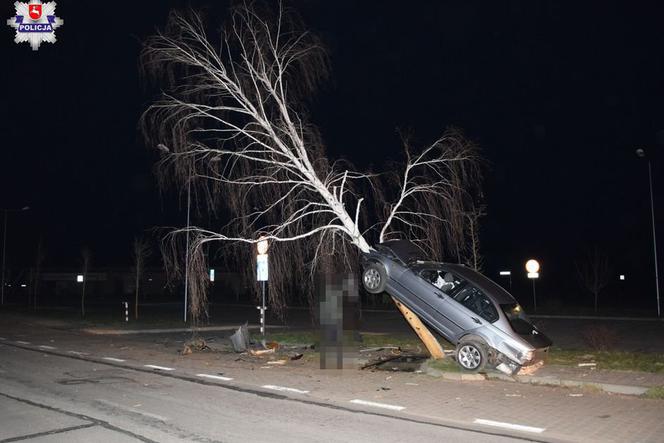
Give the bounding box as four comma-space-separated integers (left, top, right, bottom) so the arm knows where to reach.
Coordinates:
363, 269, 381, 290
458, 345, 481, 369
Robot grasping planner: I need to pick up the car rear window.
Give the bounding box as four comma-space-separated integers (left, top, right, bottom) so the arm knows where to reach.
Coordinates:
501, 303, 533, 335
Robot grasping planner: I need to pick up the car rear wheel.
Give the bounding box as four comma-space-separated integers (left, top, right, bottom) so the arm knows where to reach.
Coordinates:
455, 339, 487, 372
362, 263, 387, 294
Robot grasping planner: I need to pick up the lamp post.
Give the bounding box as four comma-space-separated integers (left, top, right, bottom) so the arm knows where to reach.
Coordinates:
158, 144, 193, 322
526, 259, 540, 311
1, 206, 30, 305
636, 148, 660, 317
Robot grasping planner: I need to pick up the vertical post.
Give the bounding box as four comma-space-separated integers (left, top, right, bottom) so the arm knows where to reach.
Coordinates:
1, 211, 7, 306
124, 301, 129, 322
532, 279, 537, 312
647, 161, 661, 317
261, 280, 266, 337
183, 175, 191, 323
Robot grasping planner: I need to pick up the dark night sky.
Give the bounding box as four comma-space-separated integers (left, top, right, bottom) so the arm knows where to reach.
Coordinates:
1, 1, 662, 307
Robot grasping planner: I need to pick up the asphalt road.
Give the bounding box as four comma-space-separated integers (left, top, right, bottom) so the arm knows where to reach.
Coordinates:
0, 344, 524, 443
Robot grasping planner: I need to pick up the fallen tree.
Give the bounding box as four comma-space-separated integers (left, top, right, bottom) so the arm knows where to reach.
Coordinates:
141, 2, 483, 355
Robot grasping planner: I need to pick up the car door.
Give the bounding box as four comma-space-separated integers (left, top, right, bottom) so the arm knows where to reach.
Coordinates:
444, 283, 500, 336
395, 268, 456, 339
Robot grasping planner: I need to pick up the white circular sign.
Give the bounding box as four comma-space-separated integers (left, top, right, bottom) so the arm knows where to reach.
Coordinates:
525, 259, 540, 274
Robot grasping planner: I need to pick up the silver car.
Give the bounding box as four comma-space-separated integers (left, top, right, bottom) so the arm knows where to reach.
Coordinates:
361, 240, 551, 374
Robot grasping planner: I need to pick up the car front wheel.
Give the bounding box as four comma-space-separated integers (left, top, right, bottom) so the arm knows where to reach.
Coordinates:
455, 339, 488, 372
362, 263, 387, 294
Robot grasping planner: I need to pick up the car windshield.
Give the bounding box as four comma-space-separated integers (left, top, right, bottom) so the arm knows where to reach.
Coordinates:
501, 303, 534, 335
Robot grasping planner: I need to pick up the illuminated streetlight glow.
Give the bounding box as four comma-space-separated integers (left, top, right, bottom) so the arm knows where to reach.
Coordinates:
76, 274, 84, 283
209, 268, 215, 282
499, 271, 511, 276
619, 274, 625, 281
525, 259, 540, 274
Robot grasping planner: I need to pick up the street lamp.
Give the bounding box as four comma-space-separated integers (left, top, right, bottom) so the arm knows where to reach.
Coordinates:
525, 259, 540, 311
636, 148, 660, 317
1, 206, 30, 305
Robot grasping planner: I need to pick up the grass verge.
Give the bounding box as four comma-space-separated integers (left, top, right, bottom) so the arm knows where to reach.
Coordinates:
548, 347, 664, 373
642, 386, 664, 399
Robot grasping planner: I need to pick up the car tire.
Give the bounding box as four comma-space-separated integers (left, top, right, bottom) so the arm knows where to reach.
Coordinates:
362, 263, 387, 294
455, 338, 488, 373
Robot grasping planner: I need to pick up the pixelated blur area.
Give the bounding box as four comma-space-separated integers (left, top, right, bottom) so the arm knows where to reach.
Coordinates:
318, 273, 360, 370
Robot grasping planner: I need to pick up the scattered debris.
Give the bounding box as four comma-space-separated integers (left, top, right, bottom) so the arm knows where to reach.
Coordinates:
405, 382, 419, 386
290, 353, 304, 361
265, 341, 280, 350
569, 393, 584, 397
249, 348, 275, 356
230, 323, 251, 352
180, 337, 210, 355
578, 363, 597, 367
359, 346, 401, 353
505, 394, 522, 397
517, 360, 544, 376
267, 359, 287, 365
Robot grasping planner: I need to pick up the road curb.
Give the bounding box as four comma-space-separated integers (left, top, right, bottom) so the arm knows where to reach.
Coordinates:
422, 364, 651, 396
485, 372, 650, 396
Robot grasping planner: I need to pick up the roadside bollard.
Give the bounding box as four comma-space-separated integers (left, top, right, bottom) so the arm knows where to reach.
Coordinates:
123, 301, 128, 322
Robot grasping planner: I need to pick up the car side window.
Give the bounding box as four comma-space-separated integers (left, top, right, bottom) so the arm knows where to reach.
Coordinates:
419, 269, 465, 295
453, 286, 499, 323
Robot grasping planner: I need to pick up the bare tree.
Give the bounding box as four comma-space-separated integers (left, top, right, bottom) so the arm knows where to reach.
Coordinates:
462, 204, 486, 272
132, 236, 152, 320
575, 246, 610, 313
80, 247, 91, 318
141, 3, 481, 324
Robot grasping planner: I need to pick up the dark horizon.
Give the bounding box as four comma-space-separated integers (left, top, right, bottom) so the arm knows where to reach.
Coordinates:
1, 1, 662, 311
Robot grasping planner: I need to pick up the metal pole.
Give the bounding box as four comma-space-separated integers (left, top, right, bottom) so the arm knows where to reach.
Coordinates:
647, 161, 660, 317
183, 175, 191, 323
1, 211, 6, 306
532, 279, 537, 312
261, 280, 266, 338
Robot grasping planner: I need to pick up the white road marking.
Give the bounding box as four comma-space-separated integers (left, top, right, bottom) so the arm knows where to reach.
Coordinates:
474, 418, 545, 434
197, 373, 234, 381
102, 357, 126, 362
144, 364, 175, 371
68, 351, 89, 356
262, 385, 309, 394
16, 341, 30, 345
39, 345, 56, 350
349, 399, 405, 411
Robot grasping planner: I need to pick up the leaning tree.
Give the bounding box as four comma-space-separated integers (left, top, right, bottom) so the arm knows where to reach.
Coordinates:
141, 2, 482, 338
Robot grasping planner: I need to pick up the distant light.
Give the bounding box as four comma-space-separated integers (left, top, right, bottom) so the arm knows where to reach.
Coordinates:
20, 284, 27, 288
76, 274, 84, 283
209, 268, 215, 282
636, 148, 646, 158
527, 272, 539, 279
148, 278, 153, 282
619, 274, 625, 281
499, 271, 511, 276
525, 259, 540, 274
